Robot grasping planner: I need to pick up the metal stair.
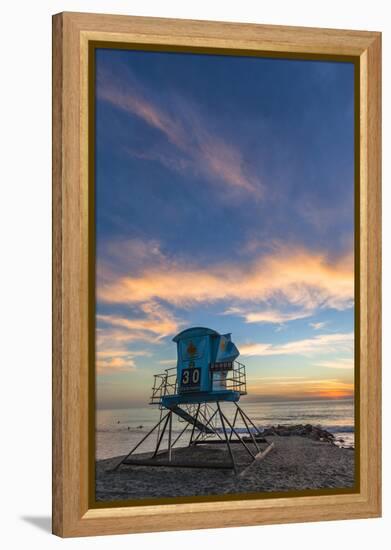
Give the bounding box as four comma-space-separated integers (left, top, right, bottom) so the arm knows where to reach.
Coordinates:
170, 405, 214, 433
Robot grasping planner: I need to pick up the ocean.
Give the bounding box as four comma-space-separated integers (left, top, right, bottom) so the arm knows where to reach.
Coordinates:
96, 399, 354, 460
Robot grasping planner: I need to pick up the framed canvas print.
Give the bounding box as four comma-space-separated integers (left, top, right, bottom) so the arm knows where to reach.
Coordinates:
52, 12, 381, 537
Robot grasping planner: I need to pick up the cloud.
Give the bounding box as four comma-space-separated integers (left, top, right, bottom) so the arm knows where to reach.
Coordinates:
98, 245, 354, 315
96, 326, 158, 347
95, 300, 182, 372
97, 66, 262, 197
95, 348, 152, 373
96, 353, 136, 372
315, 358, 354, 369
240, 332, 353, 357
96, 297, 182, 350
310, 321, 328, 330
98, 305, 179, 341
225, 306, 312, 324
95, 299, 183, 372
98, 238, 165, 274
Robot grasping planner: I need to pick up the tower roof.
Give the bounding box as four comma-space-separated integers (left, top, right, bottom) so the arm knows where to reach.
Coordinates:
172, 326, 220, 342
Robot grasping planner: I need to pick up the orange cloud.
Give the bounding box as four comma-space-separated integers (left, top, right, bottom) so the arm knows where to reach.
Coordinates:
97, 299, 182, 346
98, 246, 354, 314
96, 300, 183, 372
240, 332, 353, 357
96, 327, 157, 347
96, 342, 152, 373
96, 354, 136, 372
98, 309, 178, 341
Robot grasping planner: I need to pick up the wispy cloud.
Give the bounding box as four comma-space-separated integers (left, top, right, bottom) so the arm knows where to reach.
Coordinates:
240, 332, 353, 357
96, 348, 151, 373
95, 294, 183, 374
97, 66, 262, 197
96, 327, 158, 347
98, 244, 354, 314
95, 301, 182, 372
225, 306, 312, 325
310, 321, 328, 330
96, 353, 136, 373
315, 358, 354, 369
98, 303, 180, 341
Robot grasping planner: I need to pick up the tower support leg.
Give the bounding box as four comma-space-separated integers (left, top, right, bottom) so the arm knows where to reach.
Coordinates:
168, 411, 173, 462
219, 408, 256, 459
112, 411, 170, 471
239, 407, 264, 436
189, 404, 201, 446
235, 403, 260, 452
192, 408, 222, 444
229, 407, 239, 441
217, 402, 237, 473
152, 412, 171, 458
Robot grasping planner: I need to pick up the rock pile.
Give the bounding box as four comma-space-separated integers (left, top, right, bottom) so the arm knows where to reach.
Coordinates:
261, 424, 335, 443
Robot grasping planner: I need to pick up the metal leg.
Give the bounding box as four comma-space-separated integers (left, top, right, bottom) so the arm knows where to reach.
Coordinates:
217, 402, 237, 473
171, 421, 190, 448
198, 406, 218, 437
220, 408, 256, 459
168, 411, 173, 462
113, 401, 263, 473
189, 404, 201, 446
152, 412, 170, 458
112, 411, 170, 471
236, 403, 259, 452
155, 421, 191, 458
195, 407, 223, 441
240, 407, 263, 436
229, 407, 239, 441
156, 406, 163, 446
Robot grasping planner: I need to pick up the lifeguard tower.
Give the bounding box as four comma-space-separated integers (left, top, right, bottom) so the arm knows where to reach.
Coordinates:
114, 327, 273, 473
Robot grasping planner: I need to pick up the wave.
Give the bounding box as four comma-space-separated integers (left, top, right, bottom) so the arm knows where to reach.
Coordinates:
97, 424, 355, 434
97, 427, 147, 433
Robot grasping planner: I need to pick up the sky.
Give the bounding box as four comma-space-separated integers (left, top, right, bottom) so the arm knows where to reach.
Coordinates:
94, 47, 355, 409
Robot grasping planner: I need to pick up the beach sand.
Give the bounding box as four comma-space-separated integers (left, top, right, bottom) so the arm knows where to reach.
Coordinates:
95, 435, 355, 502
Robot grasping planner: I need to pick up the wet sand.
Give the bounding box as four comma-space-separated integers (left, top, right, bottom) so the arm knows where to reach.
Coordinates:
95, 435, 355, 502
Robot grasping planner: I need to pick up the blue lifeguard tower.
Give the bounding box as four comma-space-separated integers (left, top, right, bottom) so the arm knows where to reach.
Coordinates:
115, 327, 272, 472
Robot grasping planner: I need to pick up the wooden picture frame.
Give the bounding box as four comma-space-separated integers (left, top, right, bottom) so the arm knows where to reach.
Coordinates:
52, 11, 381, 537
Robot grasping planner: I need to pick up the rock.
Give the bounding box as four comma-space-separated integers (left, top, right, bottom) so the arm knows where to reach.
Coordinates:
259, 424, 334, 442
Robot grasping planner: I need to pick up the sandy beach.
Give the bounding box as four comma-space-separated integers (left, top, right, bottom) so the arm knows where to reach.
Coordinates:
96, 433, 355, 502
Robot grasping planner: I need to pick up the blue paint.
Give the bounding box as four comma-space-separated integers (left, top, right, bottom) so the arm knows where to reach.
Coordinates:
161, 327, 242, 407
